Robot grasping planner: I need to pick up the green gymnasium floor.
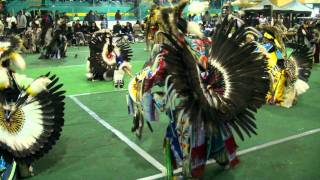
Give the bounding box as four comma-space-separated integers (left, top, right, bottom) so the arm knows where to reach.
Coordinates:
21, 43, 320, 180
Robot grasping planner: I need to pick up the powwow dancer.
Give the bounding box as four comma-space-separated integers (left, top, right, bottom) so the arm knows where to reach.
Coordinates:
127, 0, 270, 178
0, 36, 65, 179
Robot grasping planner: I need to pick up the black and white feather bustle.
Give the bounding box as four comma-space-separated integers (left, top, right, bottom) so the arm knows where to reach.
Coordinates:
0, 72, 65, 163
162, 17, 269, 140
88, 32, 132, 80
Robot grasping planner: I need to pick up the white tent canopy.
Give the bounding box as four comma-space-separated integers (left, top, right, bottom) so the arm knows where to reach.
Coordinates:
242, 0, 283, 11
243, 0, 312, 12
282, 0, 312, 12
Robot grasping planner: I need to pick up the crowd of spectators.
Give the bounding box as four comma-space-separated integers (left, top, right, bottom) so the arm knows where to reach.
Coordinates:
0, 8, 145, 48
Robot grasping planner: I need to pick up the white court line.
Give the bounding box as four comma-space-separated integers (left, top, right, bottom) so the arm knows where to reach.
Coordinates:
69, 89, 128, 98
69, 96, 166, 173
27, 59, 146, 70
138, 128, 320, 180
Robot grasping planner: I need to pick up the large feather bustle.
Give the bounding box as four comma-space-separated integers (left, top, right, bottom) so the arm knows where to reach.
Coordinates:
88, 31, 132, 80
161, 17, 269, 140
0, 73, 65, 163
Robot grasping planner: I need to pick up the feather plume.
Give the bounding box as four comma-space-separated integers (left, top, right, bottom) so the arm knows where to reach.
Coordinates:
26, 77, 52, 96
10, 52, 26, 70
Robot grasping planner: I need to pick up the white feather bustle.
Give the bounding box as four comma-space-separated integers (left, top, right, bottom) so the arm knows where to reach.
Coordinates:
113, 69, 125, 83
0, 101, 44, 151
102, 43, 116, 65
187, 21, 204, 38
0, 67, 10, 90
295, 79, 310, 95
26, 77, 52, 96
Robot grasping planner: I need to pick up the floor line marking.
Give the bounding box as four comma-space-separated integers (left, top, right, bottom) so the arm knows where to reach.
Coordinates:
69, 89, 128, 98
137, 128, 320, 180
69, 96, 166, 173
26, 59, 146, 70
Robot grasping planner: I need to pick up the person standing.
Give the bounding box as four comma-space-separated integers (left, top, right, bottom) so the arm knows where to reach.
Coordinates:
100, 14, 108, 30
17, 10, 27, 34
113, 21, 122, 34
6, 13, 17, 34
115, 10, 121, 21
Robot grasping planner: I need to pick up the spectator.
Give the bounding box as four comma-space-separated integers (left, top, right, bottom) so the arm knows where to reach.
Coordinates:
133, 20, 141, 34
73, 20, 86, 45
100, 14, 108, 29
73, 13, 80, 21
82, 21, 90, 35
17, 11, 28, 33
89, 22, 99, 34
24, 10, 32, 27
133, 20, 142, 42
115, 10, 121, 21
93, 11, 99, 20
84, 10, 96, 24
55, 10, 61, 22
202, 11, 211, 25
6, 13, 17, 34
73, 20, 82, 33
113, 21, 122, 34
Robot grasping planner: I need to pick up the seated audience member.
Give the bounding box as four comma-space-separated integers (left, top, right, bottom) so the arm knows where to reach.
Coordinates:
113, 21, 122, 34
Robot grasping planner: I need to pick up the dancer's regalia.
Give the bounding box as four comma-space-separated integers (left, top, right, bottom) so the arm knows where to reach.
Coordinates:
127, 1, 269, 178
39, 22, 68, 60
259, 26, 313, 108
145, 5, 160, 51
87, 30, 132, 88
0, 36, 65, 179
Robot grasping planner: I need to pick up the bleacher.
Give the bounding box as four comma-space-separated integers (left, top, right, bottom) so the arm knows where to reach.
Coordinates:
5, 0, 142, 20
